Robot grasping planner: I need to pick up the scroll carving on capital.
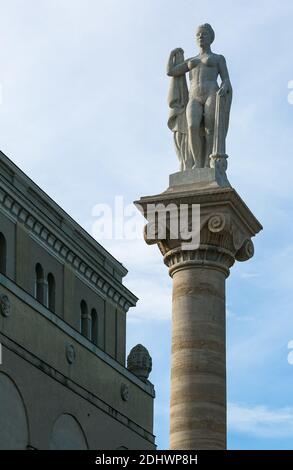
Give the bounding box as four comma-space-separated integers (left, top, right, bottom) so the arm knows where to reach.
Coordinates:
143, 221, 167, 246
208, 214, 226, 233
143, 207, 256, 264
203, 212, 255, 263
167, 23, 232, 173
143, 222, 170, 257
135, 190, 261, 278
235, 239, 254, 262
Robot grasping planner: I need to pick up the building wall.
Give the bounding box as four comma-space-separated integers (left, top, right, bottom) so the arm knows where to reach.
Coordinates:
0, 353, 154, 450
0, 151, 155, 450
0, 277, 155, 449
0, 205, 127, 365
0, 210, 15, 279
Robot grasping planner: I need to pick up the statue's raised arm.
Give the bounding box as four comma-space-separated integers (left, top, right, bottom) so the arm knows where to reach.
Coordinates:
167, 24, 232, 176
167, 48, 189, 77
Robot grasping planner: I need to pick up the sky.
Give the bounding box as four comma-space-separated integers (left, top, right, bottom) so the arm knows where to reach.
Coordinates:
0, 0, 292, 450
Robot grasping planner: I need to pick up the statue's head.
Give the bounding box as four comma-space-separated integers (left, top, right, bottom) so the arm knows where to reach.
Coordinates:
196, 23, 215, 48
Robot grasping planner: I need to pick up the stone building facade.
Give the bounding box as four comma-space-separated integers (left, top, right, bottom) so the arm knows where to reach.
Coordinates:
0, 150, 155, 450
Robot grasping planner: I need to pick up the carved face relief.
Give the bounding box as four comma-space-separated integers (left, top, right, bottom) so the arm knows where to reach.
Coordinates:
0, 294, 10, 317
121, 383, 129, 402
65, 344, 76, 364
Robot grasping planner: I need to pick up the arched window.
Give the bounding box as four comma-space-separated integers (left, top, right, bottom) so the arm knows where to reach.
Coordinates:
35, 263, 45, 304
80, 300, 89, 337
0, 233, 7, 275
47, 273, 55, 312
91, 309, 98, 346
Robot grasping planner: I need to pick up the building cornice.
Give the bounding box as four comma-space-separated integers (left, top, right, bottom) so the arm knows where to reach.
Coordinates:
0, 151, 137, 312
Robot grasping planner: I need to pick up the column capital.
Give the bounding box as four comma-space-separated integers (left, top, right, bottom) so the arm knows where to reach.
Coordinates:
135, 183, 262, 450
135, 186, 262, 278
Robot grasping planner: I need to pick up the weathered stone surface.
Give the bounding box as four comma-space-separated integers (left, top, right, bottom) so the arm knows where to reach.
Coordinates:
167, 24, 232, 172
127, 344, 152, 383
135, 184, 262, 450
169, 167, 230, 190
170, 267, 226, 449
0, 147, 156, 451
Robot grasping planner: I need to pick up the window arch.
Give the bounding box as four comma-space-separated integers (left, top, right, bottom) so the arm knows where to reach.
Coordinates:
91, 309, 98, 346
80, 300, 89, 337
0, 233, 7, 275
35, 263, 45, 304
47, 273, 55, 312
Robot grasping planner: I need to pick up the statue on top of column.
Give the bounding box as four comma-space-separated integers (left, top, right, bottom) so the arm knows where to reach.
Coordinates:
167, 24, 232, 172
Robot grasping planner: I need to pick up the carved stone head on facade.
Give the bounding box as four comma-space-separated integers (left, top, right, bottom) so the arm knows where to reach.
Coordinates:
120, 383, 129, 402
0, 294, 10, 317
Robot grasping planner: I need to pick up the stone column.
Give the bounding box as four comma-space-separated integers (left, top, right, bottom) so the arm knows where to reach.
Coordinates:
167, 248, 230, 450
135, 182, 262, 450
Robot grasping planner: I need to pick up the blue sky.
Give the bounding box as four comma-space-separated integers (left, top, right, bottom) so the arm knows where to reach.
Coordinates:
0, 0, 293, 450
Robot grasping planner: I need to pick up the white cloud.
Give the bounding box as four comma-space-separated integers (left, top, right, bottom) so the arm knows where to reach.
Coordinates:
240, 272, 261, 280
127, 276, 172, 323
228, 402, 293, 439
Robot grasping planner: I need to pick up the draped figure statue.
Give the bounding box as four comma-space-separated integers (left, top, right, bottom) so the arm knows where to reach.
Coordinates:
167, 24, 232, 171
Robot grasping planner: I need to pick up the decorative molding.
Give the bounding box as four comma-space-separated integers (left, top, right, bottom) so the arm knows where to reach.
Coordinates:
143, 208, 255, 277
164, 245, 235, 277
137, 186, 261, 279
136, 187, 262, 237
0, 186, 137, 313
